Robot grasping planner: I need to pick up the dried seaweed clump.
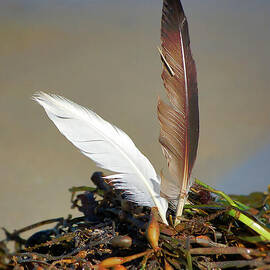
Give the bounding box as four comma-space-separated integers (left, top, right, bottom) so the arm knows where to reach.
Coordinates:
1, 172, 270, 269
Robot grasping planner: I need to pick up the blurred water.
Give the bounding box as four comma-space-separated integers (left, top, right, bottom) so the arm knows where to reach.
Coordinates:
219, 143, 270, 194
1, 0, 270, 236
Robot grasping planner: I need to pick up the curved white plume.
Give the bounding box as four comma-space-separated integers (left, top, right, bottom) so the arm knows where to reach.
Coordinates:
33, 92, 168, 224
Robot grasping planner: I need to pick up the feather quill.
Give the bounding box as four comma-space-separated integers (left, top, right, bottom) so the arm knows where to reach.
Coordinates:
158, 0, 199, 223
33, 92, 168, 224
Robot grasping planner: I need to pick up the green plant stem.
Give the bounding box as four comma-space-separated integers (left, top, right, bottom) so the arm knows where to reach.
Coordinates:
194, 178, 270, 242
227, 208, 270, 241
195, 179, 237, 207
186, 250, 193, 270
184, 204, 225, 210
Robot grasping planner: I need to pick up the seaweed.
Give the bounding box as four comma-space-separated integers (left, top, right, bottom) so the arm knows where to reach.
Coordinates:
1, 172, 270, 269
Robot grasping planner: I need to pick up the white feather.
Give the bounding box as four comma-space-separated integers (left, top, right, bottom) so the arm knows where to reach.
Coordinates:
33, 92, 168, 224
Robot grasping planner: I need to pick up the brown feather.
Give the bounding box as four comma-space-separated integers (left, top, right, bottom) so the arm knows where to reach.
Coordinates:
158, 0, 199, 222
